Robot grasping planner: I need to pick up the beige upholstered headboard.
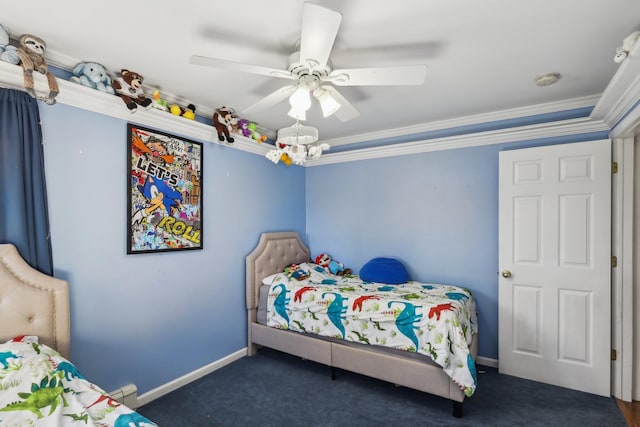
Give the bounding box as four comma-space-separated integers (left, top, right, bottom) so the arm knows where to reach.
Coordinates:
0, 244, 70, 359
245, 231, 311, 311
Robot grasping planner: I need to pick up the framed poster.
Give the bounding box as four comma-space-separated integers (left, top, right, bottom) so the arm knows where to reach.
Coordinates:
127, 123, 203, 254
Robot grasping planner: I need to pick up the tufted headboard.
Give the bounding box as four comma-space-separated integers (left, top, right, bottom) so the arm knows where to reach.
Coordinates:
245, 231, 311, 311
0, 244, 70, 359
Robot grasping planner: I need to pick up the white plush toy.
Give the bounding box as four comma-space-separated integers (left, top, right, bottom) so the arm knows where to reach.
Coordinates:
70, 62, 115, 94
614, 31, 640, 63
0, 24, 19, 65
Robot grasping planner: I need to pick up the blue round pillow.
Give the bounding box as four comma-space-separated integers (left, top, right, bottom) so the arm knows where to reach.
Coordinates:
359, 257, 409, 284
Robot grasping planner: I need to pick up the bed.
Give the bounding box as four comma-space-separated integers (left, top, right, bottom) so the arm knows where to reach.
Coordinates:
0, 243, 157, 426
246, 231, 478, 418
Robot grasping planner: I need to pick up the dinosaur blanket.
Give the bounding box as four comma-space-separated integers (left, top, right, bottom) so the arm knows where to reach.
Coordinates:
0, 336, 157, 426
264, 263, 478, 396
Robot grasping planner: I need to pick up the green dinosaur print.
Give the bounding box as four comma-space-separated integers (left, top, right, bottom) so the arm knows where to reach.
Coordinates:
64, 412, 88, 423
292, 320, 307, 332
351, 331, 370, 344
372, 321, 386, 331
0, 375, 68, 419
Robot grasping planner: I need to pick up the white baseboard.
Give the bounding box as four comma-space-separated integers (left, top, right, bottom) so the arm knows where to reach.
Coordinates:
137, 347, 247, 407
476, 356, 498, 369
137, 347, 497, 406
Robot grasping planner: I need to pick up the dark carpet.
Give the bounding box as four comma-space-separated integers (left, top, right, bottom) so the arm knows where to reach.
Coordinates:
138, 348, 626, 426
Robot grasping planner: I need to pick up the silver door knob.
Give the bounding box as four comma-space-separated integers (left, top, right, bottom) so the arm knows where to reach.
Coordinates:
501, 270, 512, 278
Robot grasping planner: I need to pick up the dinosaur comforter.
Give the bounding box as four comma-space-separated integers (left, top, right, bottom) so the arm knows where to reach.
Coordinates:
0, 336, 157, 426
264, 263, 479, 396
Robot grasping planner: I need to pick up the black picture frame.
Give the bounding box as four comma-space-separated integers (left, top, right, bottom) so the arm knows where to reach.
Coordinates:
127, 123, 203, 254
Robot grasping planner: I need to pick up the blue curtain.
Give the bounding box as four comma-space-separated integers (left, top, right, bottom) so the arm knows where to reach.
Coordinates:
0, 88, 53, 275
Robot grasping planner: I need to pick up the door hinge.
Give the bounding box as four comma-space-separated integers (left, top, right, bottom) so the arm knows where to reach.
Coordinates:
612, 162, 618, 174
611, 349, 617, 361
611, 256, 618, 268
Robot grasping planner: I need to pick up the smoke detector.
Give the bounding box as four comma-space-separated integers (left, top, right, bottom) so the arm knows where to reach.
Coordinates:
535, 72, 561, 87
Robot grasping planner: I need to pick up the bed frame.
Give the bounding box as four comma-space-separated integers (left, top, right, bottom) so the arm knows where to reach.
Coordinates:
0, 243, 70, 359
246, 231, 477, 417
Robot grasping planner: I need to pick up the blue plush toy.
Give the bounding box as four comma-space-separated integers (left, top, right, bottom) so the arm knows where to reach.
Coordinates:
70, 61, 115, 94
0, 24, 19, 65
315, 253, 352, 276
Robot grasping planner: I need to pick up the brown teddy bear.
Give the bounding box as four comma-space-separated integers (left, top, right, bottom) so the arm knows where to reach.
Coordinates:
112, 69, 152, 113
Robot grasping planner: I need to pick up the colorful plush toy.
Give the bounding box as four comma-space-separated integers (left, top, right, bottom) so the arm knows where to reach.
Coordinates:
152, 90, 168, 111
284, 263, 309, 281
0, 24, 19, 65
112, 69, 152, 113
17, 34, 58, 102
213, 106, 235, 144
249, 122, 267, 143
236, 118, 252, 138
70, 61, 115, 94
168, 102, 196, 119
315, 253, 352, 276
182, 104, 196, 120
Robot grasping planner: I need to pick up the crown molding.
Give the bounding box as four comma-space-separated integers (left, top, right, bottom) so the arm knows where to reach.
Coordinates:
23, 45, 222, 120
321, 95, 601, 147
591, 38, 640, 132
0, 61, 270, 157
307, 117, 609, 166
0, 60, 612, 167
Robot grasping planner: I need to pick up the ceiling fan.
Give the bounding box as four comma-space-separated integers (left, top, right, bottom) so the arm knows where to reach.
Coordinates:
189, 2, 428, 122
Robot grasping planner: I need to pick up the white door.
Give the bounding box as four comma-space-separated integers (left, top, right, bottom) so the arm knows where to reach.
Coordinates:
498, 139, 611, 396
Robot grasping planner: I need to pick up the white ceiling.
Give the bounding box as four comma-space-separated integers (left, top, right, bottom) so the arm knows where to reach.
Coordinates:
2, 1, 639, 146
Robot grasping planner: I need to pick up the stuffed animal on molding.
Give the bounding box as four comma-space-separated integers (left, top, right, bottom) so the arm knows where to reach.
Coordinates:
315, 253, 352, 276
236, 118, 252, 138
614, 31, 640, 63
152, 90, 168, 111
17, 34, 58, 102
182, 104, 196, 120
70, 61, 115, 94
0, 24, 19, 65
112, 69, 152, 113
169, 103, 196, 120
249, 122, 267, 143
212, 106, 235, 144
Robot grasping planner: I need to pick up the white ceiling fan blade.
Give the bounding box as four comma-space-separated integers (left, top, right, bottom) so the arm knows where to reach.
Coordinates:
189, 55, 293, 80
299, 3, 342, 70
327, 65, 428, 86
321, 86, 360, 122
242, 84, 297, 114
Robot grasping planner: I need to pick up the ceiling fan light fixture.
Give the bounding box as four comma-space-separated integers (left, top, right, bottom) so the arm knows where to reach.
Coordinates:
288, 86, 312, 120
287, 106, 307, 121
267, 122, 327, 166
276, 122, 318, 146
314, 88, 341, 117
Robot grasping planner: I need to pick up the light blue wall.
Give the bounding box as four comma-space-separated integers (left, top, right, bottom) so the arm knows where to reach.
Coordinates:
36, 99, 608, 391
306, 131, 608, 360
39, 103, 306, 393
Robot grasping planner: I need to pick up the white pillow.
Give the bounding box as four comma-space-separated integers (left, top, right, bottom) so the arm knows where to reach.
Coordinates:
261, 262, 332, 285
261, 271, 289, 286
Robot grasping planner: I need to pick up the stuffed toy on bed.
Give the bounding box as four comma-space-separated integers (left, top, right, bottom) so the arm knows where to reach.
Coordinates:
315, 253, 352, 276
284, 263, 309, 281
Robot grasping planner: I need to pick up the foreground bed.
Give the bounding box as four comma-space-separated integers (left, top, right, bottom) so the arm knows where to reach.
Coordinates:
246, 231, 478, 417
0, 243, 156, 426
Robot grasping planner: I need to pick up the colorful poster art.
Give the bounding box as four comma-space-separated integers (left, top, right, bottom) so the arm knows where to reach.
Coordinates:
127, 124, 203, 253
